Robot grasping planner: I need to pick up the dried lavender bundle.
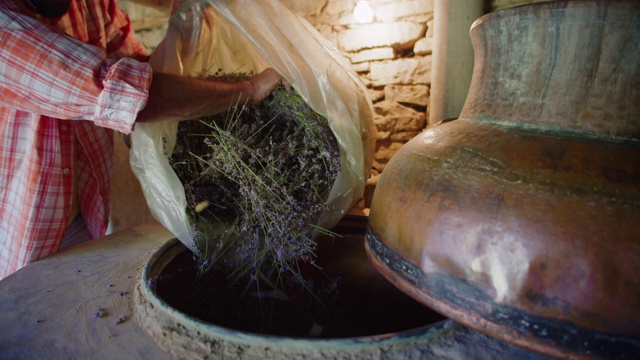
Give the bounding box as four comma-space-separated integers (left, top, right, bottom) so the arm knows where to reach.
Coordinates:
169, 74, 341, 290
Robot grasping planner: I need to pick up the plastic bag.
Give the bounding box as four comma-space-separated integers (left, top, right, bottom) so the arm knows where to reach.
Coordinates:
130, 0, 376, 252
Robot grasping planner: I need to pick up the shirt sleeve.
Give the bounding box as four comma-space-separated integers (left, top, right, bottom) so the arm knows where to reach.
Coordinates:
0, 9, 152, 134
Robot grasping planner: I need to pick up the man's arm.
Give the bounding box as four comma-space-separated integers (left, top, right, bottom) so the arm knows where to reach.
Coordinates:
0, 5, 284, 130
0, 7, 151, 133
136, 68, 284, 124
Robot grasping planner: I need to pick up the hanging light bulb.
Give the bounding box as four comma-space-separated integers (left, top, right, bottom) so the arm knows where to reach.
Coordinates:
354, 0, 374, 24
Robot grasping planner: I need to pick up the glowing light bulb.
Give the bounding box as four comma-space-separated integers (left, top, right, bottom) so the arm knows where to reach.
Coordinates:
354, 0, 374, 24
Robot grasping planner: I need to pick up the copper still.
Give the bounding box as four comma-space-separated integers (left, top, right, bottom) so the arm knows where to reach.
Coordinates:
366, 1, 640, 359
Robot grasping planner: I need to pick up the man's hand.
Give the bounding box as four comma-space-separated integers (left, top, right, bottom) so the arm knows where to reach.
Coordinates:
247, 68, 287, 104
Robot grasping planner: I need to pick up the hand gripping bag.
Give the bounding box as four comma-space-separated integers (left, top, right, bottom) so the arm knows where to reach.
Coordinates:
130, 0, 376, 252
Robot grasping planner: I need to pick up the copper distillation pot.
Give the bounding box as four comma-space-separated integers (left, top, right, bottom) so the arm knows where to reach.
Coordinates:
366, 1, 640, 359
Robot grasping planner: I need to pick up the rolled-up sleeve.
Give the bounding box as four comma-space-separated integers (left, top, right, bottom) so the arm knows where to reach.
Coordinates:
0, 9, 152, 134
94, 57, 151, 133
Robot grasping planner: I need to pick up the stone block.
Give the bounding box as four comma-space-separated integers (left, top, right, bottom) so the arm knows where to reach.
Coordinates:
373, 113, 394, 132
368, 89, 385, 103
374, 100, 426, 132
351, 62, 371, 73
370, 56, 431, 86
358, 74, 372, 88
384, 84, 429, 107
391, 130, 421, 142
372, 159, 385, 172
375, 0, 434, 22
374, 141, 405, 161
337, 22, 426, 52
350, 47, 395, 64
375, 130, 391, 141
395, 112, 427, 132
414, 36, 433, 55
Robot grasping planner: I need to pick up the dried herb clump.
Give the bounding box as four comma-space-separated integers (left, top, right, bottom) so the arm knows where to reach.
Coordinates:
169, 73, 341, 291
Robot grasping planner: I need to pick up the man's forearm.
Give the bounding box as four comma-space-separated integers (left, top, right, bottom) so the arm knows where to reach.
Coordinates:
136, 69, 283, 123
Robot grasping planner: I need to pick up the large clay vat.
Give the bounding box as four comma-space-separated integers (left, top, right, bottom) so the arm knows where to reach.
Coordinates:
366, 1, 640, 359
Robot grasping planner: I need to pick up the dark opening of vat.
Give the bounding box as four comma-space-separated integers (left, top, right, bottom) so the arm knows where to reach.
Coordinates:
154, 217, 446, 338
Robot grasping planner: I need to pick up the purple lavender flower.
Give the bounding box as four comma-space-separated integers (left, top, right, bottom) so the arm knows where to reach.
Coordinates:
169, 77, 341, 294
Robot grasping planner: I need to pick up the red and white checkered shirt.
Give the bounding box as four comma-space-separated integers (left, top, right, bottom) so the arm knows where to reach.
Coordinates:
0, 0, 152, 279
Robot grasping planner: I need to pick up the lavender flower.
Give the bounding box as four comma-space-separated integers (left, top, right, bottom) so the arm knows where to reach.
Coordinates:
169, 74, 340, 294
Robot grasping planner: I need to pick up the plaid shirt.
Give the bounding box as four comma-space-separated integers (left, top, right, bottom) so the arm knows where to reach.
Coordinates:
0, 0, 152, 279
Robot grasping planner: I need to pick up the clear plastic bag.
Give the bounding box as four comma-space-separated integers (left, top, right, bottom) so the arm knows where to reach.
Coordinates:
130, 0, 376, 252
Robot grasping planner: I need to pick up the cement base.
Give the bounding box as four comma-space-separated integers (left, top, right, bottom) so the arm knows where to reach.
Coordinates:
0, 222, 552, 359
0, 223, 173, 359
